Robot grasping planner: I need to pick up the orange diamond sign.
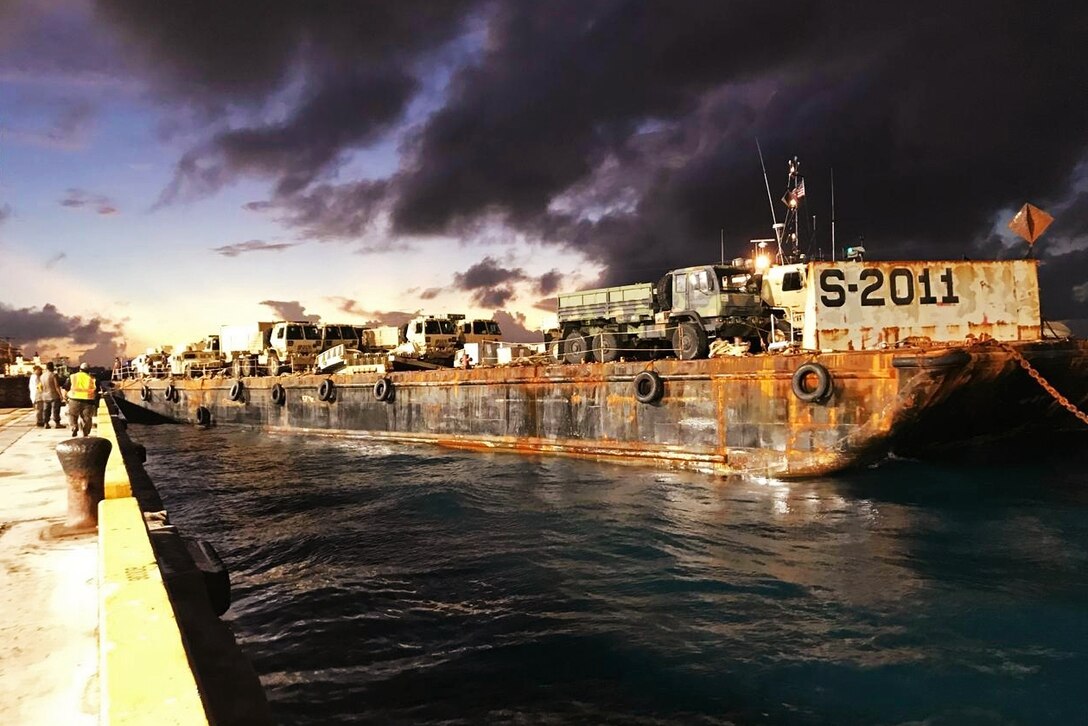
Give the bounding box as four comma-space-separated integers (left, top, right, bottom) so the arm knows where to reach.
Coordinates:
1008, 203, 1054, 245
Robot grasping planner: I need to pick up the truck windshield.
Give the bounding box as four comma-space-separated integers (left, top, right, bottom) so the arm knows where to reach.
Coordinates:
324, 326, 348, 339
487, 322, 501, 334
286, 325, 319, 340
425, 320, 456, 335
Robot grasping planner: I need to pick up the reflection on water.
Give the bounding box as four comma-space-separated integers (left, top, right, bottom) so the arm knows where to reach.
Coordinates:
136, 425, 1088, 725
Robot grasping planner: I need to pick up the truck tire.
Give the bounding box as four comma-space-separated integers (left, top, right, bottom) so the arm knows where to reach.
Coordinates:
672, 321, 707, 360
232, 358, 242, 378
267, 351, 281, 376
563, 330, 593, 364
595, 332, 620, 363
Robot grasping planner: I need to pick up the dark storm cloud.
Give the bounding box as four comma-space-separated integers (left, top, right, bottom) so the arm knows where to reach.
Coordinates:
212, 239, 300, 257
452, 257, 530, 307
160, 65, 417, 202
96, 1, 1088, 305
419, 288, 443, 300
98, 0, 476, 202
533, 297, 558, 313
491, 310, 544, 343
60, 188, 118, 216
537, 270, 562, 296
273, 180, 391, 241
388, 2, 1088, 285
331, 297, 419, 328
0, 302, 125, 366
259, 300, 320, 323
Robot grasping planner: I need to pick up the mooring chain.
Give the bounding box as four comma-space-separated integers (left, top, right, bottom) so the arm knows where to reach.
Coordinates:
988, 340, 1088, 426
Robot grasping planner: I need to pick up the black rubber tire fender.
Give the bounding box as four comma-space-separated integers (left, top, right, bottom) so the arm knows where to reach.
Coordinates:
791, 362, 833, 403
270, 383, 286, 406
164, 383, 176, 402
318, 379, 335, 402
140, 385, 152, 402
195, 406, 211, 426
373, 377, 394, 402
633, 370, 665, 404
228, 381, 244, 402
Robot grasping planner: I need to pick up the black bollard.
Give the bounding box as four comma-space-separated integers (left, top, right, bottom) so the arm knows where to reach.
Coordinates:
52, 436, 112, 536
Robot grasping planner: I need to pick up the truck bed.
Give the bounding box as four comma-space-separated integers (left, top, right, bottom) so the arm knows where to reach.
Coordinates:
557, 282, 655, 324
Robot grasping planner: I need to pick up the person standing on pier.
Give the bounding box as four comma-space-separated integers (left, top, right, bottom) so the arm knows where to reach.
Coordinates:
66, 362, 97, 437
29, 366, 44, 426
39, 362, 63, 429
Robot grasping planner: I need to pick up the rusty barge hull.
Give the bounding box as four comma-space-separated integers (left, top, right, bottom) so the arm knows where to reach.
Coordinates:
114, 340, 1088, 478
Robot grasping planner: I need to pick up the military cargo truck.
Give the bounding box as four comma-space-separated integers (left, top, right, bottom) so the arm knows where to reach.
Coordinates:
556, 263, 770, 363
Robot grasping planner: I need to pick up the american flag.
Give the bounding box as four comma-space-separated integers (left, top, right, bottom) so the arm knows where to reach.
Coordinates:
782, 179, 806, 207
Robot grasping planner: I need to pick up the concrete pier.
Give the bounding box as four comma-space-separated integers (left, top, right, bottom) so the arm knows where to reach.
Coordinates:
0, 402, 271, 724
0, 408, 97, 724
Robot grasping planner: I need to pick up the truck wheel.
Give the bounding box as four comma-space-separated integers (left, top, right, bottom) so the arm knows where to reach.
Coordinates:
232, 358, 242, 379
563, 330, 594, 364
595, 332, 620, 363
672, 322, 707, 360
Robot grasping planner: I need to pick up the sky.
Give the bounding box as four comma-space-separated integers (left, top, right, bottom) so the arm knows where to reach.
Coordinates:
1, 0, 1086, 365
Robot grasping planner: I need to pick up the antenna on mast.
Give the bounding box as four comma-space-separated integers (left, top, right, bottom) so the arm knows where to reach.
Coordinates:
830, 167, 836, 262
720, 228, 724, 265
756, 138, 784, 262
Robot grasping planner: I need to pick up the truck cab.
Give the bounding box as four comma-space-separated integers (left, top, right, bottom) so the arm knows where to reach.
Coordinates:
398, 316, 459, 362
318, 324, 361, 353
659, 263, 768, 357
458, 318, 503, 345
268, 322, 321, 373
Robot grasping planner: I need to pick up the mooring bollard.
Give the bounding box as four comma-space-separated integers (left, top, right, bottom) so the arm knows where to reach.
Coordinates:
52, 436, 112, 535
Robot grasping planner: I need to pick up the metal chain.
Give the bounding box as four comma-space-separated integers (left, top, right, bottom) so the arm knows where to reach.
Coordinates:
989, 340, 1088, 426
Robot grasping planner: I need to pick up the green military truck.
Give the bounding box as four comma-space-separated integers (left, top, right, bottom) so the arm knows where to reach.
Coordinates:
556, 263, 771, 363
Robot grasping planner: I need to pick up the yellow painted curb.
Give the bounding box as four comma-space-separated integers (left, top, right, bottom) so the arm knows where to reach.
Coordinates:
99, 497, 209, 724
96, 400, 133, 499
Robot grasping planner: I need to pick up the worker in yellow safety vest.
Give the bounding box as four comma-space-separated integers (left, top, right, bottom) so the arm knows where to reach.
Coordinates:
66, 362, 97, 437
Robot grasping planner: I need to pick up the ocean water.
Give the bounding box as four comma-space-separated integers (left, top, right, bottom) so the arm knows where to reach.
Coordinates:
135, 424, 1088, 725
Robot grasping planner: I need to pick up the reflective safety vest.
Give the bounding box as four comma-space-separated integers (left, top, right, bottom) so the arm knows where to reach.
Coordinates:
69, 371, 97, 401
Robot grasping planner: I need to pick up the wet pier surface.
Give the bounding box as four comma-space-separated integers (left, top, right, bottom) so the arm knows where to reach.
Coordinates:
0, 408, 97, 724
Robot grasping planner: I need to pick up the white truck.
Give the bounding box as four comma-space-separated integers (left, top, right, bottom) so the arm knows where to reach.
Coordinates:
133, 347, 171, 378
220, 321, 321, 376
355, 315, 460, 366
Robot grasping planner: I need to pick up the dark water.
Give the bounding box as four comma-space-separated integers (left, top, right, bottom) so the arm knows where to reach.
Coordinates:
134, 425, 1088, 725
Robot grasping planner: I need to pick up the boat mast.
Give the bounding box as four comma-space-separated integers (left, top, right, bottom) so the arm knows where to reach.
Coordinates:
781, 156, 805, 264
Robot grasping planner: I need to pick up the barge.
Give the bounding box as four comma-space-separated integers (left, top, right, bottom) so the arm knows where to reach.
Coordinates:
113, 333, 1088, 479
113, 168, 1088, 478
